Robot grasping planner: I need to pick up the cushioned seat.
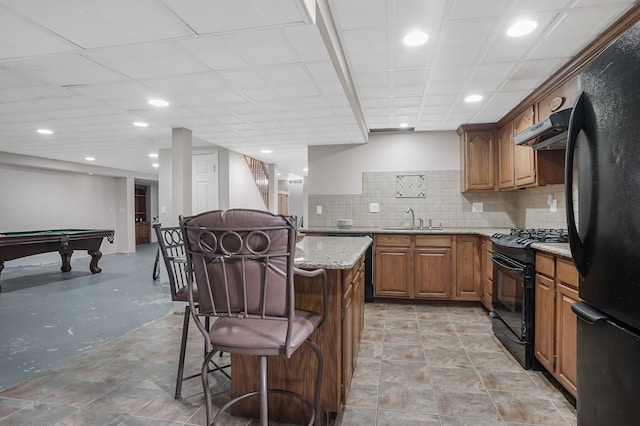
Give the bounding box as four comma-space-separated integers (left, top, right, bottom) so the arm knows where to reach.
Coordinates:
180, 208, 327, 426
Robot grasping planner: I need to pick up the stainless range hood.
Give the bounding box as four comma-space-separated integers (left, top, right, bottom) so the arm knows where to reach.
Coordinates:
514, 108, 572, 150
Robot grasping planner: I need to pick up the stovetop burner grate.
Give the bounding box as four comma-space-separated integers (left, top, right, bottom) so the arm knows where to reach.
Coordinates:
509, 228, 569, 243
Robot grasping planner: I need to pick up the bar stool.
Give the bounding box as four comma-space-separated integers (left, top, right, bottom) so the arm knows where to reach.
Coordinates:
153, 224, 230, 398
180, 209, 327, 426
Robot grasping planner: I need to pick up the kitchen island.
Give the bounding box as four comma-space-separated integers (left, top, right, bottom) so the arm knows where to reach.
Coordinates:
231, 235, 372, 425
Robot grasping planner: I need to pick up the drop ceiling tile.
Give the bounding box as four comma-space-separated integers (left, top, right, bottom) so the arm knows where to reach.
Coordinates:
472, 63, 515, 81
529, 5, 632, 60
511, 0, 574, 13
449, 0, 512, 19
393, 0, 449, 27
391, 69, 428, 86
340, 29, 388, 57
142, 73, 227, 96
261, 64, 314, 88
433, 44, 483, 67
284, 25, 331, 62
348, 55, 389, 73
0, 7, 76, 59
392, 51, 434, 69
163, 0, 305, 35
86, 47, 209, 80
329, 0, 387, 30
222, 29, 300, 67
423, 94, 457, 106
2, 0, 192, 49
217, 70, 268, 89
511, 58, 565, 79
500, 77, 543, 91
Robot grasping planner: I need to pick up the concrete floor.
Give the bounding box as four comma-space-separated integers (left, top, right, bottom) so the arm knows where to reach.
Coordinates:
0, 243, 173, 391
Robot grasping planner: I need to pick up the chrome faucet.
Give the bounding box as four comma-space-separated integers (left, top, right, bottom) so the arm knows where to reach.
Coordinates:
417, 218, 424, 229
406, 208, 415, 229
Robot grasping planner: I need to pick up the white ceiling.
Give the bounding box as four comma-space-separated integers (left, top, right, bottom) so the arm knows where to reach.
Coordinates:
0, 0, 636, 177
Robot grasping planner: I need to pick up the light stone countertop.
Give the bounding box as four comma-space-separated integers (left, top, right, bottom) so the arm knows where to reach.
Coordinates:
294, 235, 372, 270
301, 226, 510, 237
531, 242, 572, 258
301, 227, 572, 259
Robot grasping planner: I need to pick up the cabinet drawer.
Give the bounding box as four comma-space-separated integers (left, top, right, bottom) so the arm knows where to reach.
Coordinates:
376, 234, 411, 247
415, 235, 452, 247
536, 253, 555, 278
556, 257, 579, 290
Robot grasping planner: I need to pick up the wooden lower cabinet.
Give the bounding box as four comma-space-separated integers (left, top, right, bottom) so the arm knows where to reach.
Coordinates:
374, 235, 411, 298
342, 256, 365, 402
231, 255, 366, 423
135, 222, 149, 244
414, 236, 453, 299
535, 272, 555, 372
555, 260, 579, 397
374, 234, 480, 301
534, 253, 579, 397
454, 235, 481, 300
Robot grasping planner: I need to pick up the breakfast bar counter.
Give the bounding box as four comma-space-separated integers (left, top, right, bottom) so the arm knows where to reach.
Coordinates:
231, 235, 373, 424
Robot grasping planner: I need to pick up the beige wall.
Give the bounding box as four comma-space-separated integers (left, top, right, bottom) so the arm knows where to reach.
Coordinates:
307, 130, 571, 229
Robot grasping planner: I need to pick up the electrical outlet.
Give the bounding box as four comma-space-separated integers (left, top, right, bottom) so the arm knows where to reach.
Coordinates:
472, 202, 483, 213
369, 203, 380, 213
315, 205, 322, 215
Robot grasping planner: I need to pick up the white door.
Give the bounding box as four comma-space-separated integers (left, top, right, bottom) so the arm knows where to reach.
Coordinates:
192, 152, 219, 214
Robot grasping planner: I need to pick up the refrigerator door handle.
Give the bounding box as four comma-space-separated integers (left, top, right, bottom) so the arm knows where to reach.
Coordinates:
572, 301, 608, 324
565, 92, 588, 277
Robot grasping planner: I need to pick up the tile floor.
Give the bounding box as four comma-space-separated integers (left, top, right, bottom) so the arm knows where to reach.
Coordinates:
0, 299, 576, 425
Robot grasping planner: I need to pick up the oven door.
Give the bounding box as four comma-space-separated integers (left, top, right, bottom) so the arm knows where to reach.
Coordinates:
491, 251, 527, 339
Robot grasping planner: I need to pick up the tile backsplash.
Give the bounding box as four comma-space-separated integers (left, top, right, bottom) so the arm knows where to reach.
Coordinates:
308, 170, 572, 229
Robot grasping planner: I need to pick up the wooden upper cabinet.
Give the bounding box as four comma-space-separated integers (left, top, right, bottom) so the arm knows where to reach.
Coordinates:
497, 122, 515, 190
537, 77, 579, 121
457, 124, 496, 192
513, 107, 537, 187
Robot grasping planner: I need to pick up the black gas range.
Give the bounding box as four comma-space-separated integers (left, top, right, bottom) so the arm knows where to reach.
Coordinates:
489, 228, 568, 369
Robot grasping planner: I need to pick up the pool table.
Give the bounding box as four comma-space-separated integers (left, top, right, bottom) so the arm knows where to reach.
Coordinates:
0, 229, 114, 291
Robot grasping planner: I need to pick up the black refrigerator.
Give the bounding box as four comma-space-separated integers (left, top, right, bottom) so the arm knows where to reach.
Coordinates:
565, 21, 640, 426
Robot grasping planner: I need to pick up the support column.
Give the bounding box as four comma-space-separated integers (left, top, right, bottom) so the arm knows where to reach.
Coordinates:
115, 177, 135, 253
158, 148, 173, 226
171, 128, 192, 225
268, 163, 278, 214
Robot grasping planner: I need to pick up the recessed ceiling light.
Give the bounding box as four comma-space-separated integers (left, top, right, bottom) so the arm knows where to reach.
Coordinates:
303, 168, 309, 172
152, 163, 159, 168
148, 99, 169, 107
399, 123, 409, 128
37, 129, 53, 135
261, 149, 272, 154
85, 156, 96, 162
133, 121, 149, 127
464, 94, 483, 103
148, 153, 158, 158
507, 19, 538, 37
403, 30, 429, 47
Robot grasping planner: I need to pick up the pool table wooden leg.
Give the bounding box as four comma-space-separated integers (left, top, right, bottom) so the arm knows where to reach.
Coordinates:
88, 249, 103, 274
59, 249, 73, 272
